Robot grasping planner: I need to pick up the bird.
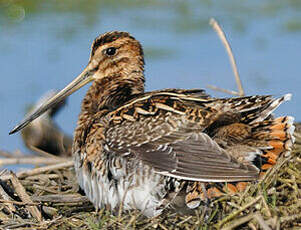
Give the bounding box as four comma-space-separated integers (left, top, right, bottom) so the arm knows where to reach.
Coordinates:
21, 90, 72, 157
10, 31, 295, 217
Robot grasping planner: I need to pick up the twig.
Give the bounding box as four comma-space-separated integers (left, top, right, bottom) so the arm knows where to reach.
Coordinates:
158, 223, 169, 230
25, 174, 60, 181
125, 215, 137, 229
42, 206, 58, 217
220, 211, 271, 230
0, 156, 68, 166
0, 199, 38, 206
32, 184, 62, 194
0, 184, 16, 213
206, 84, 240, 96
280, 213, 301, 223
260, 193, 272, 218
10, 172, 42, 222
248, 222, 258, 230
254, 213, 271, 230
215, 195, 262, 228
209, 18, 245, 96
176, 216, 192, 226
0, 160, 74, 181
0, 169, 9, 176
221, 213, 255, 230
31, 194, 90, 203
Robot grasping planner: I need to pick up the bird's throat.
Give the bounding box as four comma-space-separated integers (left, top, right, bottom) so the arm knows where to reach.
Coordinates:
81, 71, 145, 115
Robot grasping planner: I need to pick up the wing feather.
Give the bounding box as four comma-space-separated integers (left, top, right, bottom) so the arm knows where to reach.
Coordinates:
102, 92, 291, 182
106, 117, 258, 182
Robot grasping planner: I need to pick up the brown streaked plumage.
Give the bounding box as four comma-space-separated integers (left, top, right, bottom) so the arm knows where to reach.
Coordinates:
10, 31, 295, 217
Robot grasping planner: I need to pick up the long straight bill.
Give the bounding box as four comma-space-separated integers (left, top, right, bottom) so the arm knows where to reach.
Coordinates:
9, 67, 93, 135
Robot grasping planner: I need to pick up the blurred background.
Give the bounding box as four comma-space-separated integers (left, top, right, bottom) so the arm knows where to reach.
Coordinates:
1, 0, 301, 155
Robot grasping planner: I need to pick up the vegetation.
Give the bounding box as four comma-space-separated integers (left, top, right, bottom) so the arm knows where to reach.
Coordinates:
0, 125, 299, 229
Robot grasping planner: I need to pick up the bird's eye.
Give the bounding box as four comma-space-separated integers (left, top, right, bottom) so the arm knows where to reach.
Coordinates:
105, 47, 117, 56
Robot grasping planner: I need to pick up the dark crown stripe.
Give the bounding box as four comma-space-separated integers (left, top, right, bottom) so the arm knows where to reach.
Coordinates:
91, 31, 133, 56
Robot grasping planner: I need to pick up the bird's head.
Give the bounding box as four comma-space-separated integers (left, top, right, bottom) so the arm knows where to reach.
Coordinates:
10, 31, 145, 134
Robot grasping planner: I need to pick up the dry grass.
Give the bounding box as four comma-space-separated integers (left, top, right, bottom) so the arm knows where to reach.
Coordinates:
0, 125, 300, 230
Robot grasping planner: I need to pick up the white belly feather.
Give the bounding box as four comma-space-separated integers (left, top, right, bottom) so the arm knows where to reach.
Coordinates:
74, 152, 167, 217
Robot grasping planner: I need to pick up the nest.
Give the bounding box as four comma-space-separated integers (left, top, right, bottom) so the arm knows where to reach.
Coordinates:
0, 125, 300, 229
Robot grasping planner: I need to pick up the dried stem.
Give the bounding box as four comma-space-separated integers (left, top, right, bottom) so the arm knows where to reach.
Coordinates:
0, 156, 68, 166
215, 195, 262, 228
10, 172, 42, 222
31, 194, 90, 203
221, 213, 255, 230
0, 184, 16, 213
0, 199, 38, 206
206, 84, 240, 96
0, 160, 74, 181
209, 18, 245, 96
253, 213, 272, 230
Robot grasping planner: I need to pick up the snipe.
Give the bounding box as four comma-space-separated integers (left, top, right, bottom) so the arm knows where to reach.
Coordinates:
10, 31, 295, 217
